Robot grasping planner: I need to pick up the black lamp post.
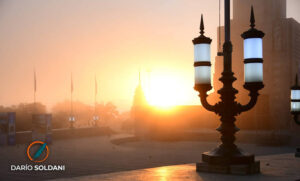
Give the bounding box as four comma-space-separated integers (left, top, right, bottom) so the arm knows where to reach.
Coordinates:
193, 0, 264, 174
290, 74, 300, 157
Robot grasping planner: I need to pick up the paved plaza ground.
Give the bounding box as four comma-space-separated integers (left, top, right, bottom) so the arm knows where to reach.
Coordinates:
0, 135, 297, 180
52, 153, 300, 181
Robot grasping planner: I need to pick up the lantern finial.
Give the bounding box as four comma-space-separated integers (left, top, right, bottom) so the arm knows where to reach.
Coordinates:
241, 5, 264, 39
193, 14, 212, 44
250, 6, 255, 29
200, 14, 204, 36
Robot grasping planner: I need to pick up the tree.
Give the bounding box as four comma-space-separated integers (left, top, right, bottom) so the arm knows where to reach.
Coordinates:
0, 102, 46, 131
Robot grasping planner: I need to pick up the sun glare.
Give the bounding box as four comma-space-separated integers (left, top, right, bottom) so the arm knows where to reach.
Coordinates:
144, 70, 191, 108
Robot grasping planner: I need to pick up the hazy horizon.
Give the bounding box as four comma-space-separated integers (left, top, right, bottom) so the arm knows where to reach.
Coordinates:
0, 0, 299, 112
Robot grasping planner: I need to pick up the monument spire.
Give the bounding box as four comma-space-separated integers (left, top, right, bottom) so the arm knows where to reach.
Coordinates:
139, 71, 141, 84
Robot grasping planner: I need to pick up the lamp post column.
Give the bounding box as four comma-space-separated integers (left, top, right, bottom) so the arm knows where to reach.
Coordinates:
194, 0, 264, 174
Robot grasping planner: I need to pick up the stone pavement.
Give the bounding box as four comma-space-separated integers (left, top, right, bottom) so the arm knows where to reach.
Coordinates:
52, 153, 300, 181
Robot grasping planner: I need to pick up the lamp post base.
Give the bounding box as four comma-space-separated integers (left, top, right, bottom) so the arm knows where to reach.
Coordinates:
196, 161, 260, 175
296, 148, 300, 157
196, 151, 260, 175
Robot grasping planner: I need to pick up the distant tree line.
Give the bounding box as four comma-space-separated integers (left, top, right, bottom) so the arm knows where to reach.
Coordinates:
0, 101, 130, 132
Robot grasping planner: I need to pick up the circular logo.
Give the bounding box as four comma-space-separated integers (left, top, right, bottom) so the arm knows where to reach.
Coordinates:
27, 141, 49, 163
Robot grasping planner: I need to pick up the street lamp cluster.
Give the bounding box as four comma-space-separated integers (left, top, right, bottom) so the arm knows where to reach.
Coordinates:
193, 0, 264, 174
93, 115, 99, 127
291, 75, 300, 118
68, 116, 76, 128
193, 7, 264, 90
68, 113, 100, 128
66, 75, 99, 129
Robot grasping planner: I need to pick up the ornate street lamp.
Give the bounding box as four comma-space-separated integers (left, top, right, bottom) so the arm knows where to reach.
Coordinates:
69, 115, 75, 128
93, 115, 99, 127
291, 75, 300, 120
290, 74, 300, 157
193, 1, 264, 174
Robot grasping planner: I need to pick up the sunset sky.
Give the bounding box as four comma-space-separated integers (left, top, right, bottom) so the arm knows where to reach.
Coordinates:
0, 0, 299, 112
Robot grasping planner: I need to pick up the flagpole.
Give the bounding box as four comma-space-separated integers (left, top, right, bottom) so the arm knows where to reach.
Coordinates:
71, 73, 73, 116
70, 73, 74, 128
34, 69, 37, 113
95, 76, 96, 116
94, 75, 97, 127
34, 91, 36, 113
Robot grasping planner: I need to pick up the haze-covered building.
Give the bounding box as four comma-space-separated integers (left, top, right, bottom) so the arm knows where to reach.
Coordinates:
212, 0, 300, 132
132, 0, 300, 144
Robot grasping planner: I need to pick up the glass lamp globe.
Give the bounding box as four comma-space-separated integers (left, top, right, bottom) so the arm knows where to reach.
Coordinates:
241, 7, 265, 84
192, 15, 212, 87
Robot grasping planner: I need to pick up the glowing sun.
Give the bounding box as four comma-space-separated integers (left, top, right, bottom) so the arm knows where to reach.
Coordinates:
144, 70, 192, 108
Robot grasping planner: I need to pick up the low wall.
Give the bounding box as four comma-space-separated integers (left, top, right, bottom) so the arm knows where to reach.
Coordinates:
15, 126, 114, 144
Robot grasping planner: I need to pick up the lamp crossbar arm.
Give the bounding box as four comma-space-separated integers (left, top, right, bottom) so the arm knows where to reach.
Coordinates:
294, 114, 300, 125
236, 82, 264, 114
236, 90, 259, 114
197, 89, 220, 114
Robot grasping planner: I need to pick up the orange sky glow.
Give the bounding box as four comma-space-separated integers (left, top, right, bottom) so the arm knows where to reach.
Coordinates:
0, 0, 299, 112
